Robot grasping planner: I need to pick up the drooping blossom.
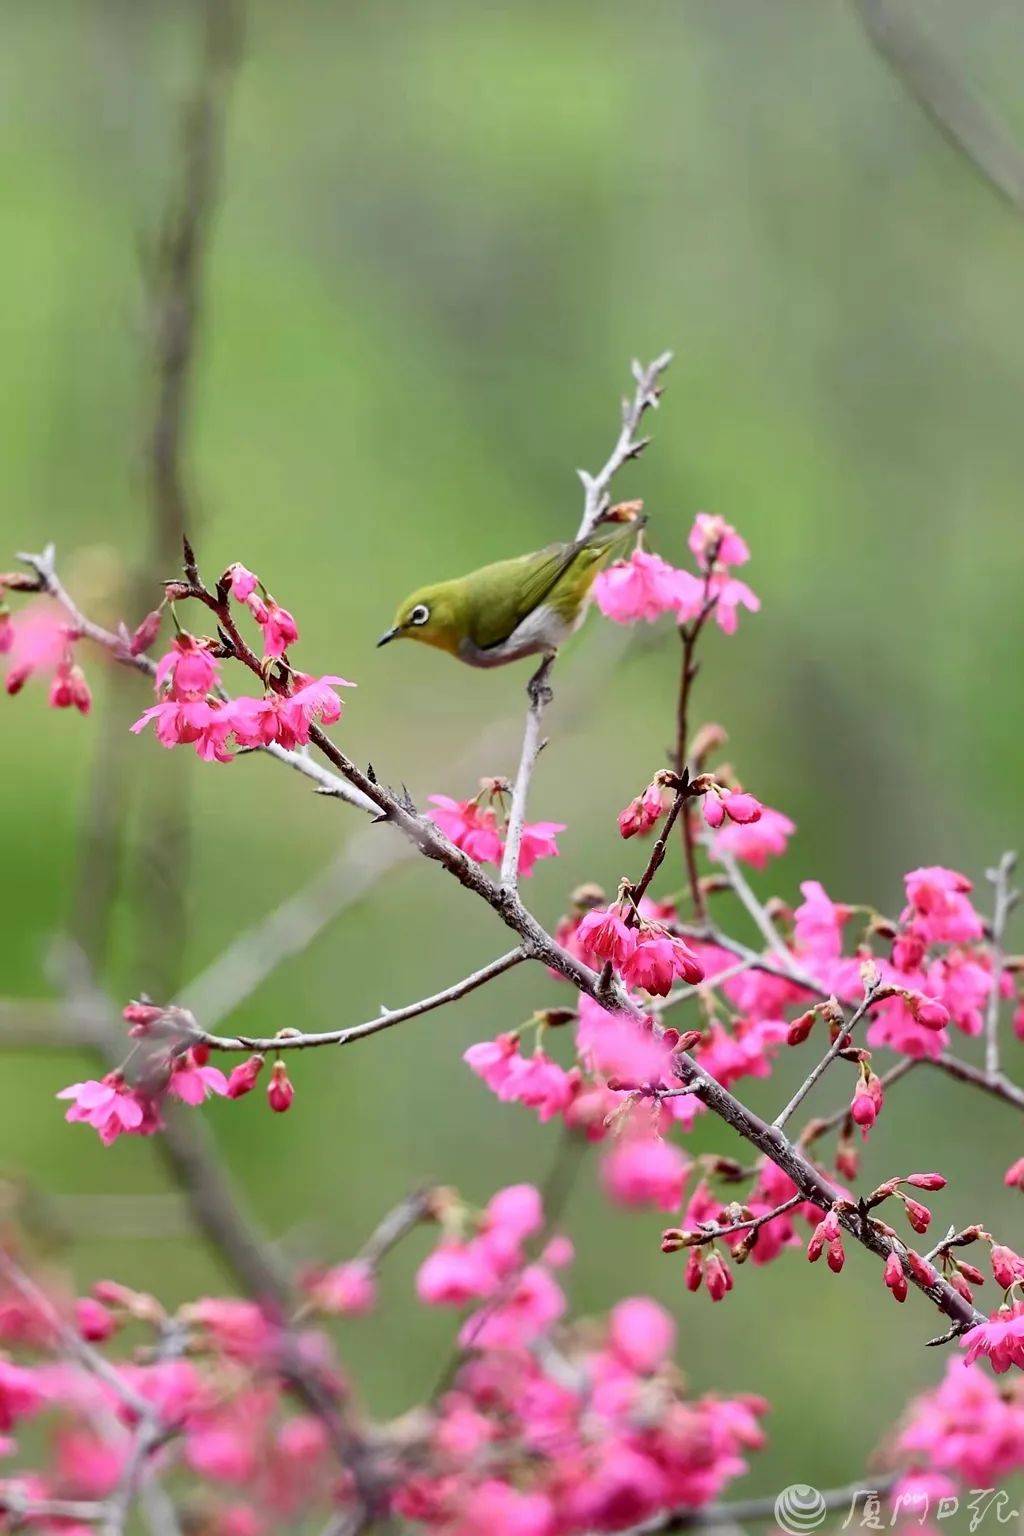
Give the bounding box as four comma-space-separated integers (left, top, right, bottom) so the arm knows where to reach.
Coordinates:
227, 564, 258, 602
620, 930, 704, 996
576, 905, 636, 968
57, 1076, 147, 1147
458, 1264, 565, 1351
3, 605, 70, 696
48, 659, 92, 714
902, 867, 983, 946
168, 1052, 229, 1106
960, 1303, 1024, 1373
894, 1359, 1024, 1481
619, 782, 665, 839
254, 598, 299, 658
593, 548, 687, 624
267, 1062, 294, 1113
155, 634, 221, 698
226, 1055, 265, 1100
688, 512, 750, 570
307, 1261, 377, 1317
427, 795, 503, 866
601, 1136, 689, 1212
709, 805, 794, 870
608, 1297, 676, 1374
516, 820, 566, 877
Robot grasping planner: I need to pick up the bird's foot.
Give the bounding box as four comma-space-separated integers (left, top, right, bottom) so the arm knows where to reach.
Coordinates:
527, 655, 555, 709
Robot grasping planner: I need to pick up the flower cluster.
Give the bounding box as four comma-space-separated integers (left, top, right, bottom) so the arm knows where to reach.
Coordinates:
427, 780, 565, 878
0, 1184, 770, 1536
593, 513, 759, 634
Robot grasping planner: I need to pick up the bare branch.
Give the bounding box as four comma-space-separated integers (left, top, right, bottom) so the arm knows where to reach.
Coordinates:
499, 657, 554, 892
184, 947, 527, 1053
623, 1474, 897, 1533
575, 352, 672, 539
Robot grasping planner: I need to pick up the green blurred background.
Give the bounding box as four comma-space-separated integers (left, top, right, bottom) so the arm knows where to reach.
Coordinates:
2, 0, 1023, 1512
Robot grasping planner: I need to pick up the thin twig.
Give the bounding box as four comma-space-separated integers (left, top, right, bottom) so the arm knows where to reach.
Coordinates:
772, 979, 882, 1132
575, 353, 672, 539
500, 656, 555, 892
184, 947, 526, 1053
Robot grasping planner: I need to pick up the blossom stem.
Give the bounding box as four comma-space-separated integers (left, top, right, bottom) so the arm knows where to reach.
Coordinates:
984, 849, 1018, 1082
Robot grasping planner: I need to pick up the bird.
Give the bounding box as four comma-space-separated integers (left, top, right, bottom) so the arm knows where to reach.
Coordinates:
377, 507, 643, 668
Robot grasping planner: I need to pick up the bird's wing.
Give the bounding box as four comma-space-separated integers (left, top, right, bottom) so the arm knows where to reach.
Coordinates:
469, 543, 578, 651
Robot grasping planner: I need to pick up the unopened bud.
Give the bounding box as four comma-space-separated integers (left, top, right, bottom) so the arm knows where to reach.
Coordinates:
267, 1060, 294, 1113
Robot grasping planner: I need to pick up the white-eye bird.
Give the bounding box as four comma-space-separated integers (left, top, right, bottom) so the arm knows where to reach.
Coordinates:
377, 509, 643, 667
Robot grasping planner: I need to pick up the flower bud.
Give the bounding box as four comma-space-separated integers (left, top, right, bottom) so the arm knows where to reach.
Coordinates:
702, 793, 725, 830
787, 1009, 817, 1046
227, 1054, 265, 1100
684, 1251, 703, 1292
990, 1244, 1022, 1289
906, 993, 950, 1030
883, 1252, 908, 1302
674, 1030, 704, 1053
129, 609, 163, 656
905, 1250, 939, 1288
902, 1198, 931, 1235
950, 1270, 974, 1304
704, 1251, 733, 1301
661, 1228, 690, 1253
721, 791, 762, 825
267, 1060, 294, 1113
957, 1260, 986, 1286
905, 1172, 946, 1190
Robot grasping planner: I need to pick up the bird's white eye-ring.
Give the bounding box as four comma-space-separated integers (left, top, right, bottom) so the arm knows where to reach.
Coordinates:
409, 604, 430, 626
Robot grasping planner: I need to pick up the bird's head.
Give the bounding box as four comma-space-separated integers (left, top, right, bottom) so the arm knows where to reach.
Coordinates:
377, 581, 464, 657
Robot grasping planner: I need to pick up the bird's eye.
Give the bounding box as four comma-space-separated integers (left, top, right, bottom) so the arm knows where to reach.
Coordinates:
410, 604, 430, 626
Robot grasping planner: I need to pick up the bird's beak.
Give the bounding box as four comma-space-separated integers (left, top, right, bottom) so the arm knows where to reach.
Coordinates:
376, 626, 400, 648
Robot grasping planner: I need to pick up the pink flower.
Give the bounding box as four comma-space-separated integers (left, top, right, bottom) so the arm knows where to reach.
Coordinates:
154, 634, 220, 699
710, 806, 795, 870
464, 1034, 519, 1093
74, 1298, 115, 1343
484, 1184, 544, 1244
793, 880, 851, 962
0, 612, 13, 654
903, 866, 983, 945
267, 1061, 294, 1113
497, 1051, 575, 1122
708, 574, 759, 634
458, 1264, 565, 1350
186, 1299, 273, 1363
416, 1244, 498, 1307
168, 1052, 229, 1106
720, 791, 762, 824
688, 513, 750, 570
602, 1137, 689, 1211
576, 996, 675, 1086
48, 659, 91, 714
961, 1302, 1024, 1373
256, 599, 299, 658
426, 795, 503, 866
897, 1359, 1024, 1481
608, 1297, 676, 1374
230, 676, 354, 751
2, 604, 67, 694
310, 1261, 376, 1316
926, 950, 992, 1037
576, 905, 636, 968
227, 564, 258, 602
593, 548, 687, 624
226, 1055, 264, 1100
0, 1361, 45, 1431
618, 783, 664, 839
58, 1076, 146, 1146
452, 1478, 554, 1536
515, 820, 566, 877
132, 698, 236, 763
1005, 1157, 1024, 1191
620, 932, 704, 996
